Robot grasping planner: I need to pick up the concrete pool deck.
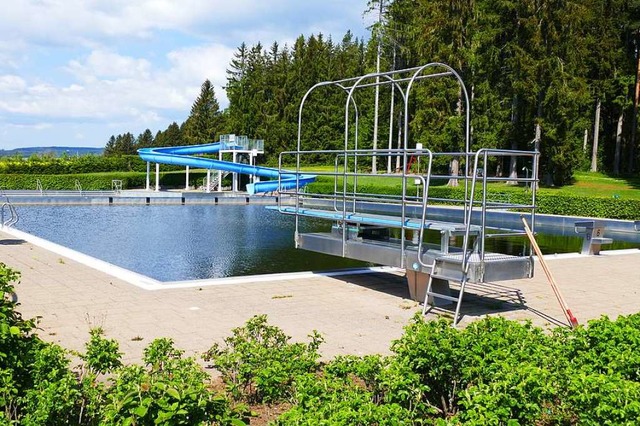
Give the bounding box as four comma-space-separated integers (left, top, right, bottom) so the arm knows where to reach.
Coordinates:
1, 228, 640, 365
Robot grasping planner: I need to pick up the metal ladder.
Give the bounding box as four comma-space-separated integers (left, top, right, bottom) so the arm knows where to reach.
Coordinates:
1, 192, 19, 228
202, 171, 230, 192
422, 148, 538, 327
74, 179, 83, 196
36, 179, 44, 195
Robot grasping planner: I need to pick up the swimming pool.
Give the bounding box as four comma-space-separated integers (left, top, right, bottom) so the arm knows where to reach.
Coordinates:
12, 203, 640, 283
13, 204, 367, 281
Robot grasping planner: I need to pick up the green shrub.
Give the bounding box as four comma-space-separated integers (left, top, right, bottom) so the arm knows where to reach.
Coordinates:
0, 263, 85, 423
4, 261, 640, 424
276, 371, 415, 425
203, 314, 323, 404
0, 173, 146, 191
102, 338, 246, 425
82, 328, 123, 375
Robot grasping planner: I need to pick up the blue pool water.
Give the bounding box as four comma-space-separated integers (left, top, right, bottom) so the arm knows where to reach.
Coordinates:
14, 204, 367, 281
13, 204, 640, 282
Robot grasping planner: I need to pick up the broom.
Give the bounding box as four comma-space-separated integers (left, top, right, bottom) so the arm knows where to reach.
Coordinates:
521, 216, 579, 328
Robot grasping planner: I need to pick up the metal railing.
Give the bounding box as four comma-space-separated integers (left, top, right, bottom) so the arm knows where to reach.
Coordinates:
74, 179, 83, 196
277, 146, 538, 270
112, 180, 123, 194
274, 62, 539, 277
200, 172, 230, 192
1, 191, 18, 228
36, 179, 44, 195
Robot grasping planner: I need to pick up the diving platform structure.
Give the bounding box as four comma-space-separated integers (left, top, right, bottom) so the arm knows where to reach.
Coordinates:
273, 63, 540, 326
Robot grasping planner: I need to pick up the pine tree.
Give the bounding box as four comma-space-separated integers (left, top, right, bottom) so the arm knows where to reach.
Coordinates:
183, 80, 221, 145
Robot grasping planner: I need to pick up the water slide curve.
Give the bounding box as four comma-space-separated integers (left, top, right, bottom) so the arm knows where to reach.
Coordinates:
138, 143, 315, 195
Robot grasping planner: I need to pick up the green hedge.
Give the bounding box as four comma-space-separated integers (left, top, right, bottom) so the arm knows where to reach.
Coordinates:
306, 181, 640, 220
0, 155, 186, 174
0, 173, 145, 191
3, 259, 640, 425
0, 171, 232, 191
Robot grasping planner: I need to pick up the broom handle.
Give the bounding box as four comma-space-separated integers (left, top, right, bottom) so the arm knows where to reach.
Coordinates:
521, 216, 578, 327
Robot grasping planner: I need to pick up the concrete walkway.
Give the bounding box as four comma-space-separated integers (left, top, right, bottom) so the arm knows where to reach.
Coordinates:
1, 229, 639, 364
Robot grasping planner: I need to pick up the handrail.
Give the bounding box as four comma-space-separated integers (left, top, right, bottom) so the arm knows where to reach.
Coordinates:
74, 179, 83, 196
460, 148, 539, 273
1, 195, 19, 228
111, 180, 123, 194
36, 179, 44, 195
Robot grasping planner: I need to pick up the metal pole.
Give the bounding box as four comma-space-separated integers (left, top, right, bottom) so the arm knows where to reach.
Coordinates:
387, 47, 396, 174
206, 170, 211, 193
146, 162, 150, 191
155, 163, 160, 192
372, 0, 383, 174
232, 152, 238, 192
218, 149, 222, 192
185, 165, 190, 190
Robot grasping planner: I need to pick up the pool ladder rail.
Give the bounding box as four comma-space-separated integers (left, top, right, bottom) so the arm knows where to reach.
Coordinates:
1, 193, 19, 228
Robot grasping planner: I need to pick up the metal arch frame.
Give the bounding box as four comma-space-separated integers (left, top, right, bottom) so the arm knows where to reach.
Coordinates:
291, 64, 472, 264
294, 80, 362, 245
340, 63, 470, 264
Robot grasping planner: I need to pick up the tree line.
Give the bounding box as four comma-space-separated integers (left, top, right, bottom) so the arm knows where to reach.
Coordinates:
381, 0, 640, 184
105, 0, 640, 185
104, 32, 370, 163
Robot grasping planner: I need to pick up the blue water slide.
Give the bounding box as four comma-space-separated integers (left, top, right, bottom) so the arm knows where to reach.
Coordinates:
137, 143, 315, 195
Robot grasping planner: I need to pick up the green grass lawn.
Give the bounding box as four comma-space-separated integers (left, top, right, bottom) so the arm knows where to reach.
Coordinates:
299, 166, 640, 200
549, 171, 640, 200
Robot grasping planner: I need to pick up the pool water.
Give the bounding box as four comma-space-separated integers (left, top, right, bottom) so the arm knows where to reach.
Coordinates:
13, 204, 640, 282
14, 204, 368, 281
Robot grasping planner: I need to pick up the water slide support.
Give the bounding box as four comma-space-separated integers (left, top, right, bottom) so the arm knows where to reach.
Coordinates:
137, 142, 314, 195
145, 162, 150, 191
155, 163, 160, 192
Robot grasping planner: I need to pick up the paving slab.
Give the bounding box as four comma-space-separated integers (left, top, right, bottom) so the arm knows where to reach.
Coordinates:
1, 229, 639, 365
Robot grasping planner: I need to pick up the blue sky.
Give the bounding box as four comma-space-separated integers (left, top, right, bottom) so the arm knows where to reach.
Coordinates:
0, 1, 372, 149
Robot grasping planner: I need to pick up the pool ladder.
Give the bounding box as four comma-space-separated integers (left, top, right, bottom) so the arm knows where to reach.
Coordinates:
1, 193, 18, 228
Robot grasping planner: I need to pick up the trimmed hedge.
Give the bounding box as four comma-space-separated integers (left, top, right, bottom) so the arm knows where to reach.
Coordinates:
3, 172, 637, 219
0, 173, 145, 191
0, 155, 185, 174
0, 171, 230, 191
306, 181, 640, 220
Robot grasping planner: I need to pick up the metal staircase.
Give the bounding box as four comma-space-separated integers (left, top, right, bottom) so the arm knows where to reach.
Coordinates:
201, 172, 230, 192
274, 63, 539, 326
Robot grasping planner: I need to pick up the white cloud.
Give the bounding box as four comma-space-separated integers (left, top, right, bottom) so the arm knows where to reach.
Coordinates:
7, 122, 52, 131
67, 50, 152, 81
0, 1, 370, 149
0, 75, 27, 93
0, 1, 309, 47
0, 44, 233, 120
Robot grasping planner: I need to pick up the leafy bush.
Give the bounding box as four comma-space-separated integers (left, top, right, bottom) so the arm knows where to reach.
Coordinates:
276, 371, 415, 425
203, 314, 323, 404
102, 338, 247, 425
0, 263, 85, 423
276, 314, 640, 425
0, 264, 244, 425
82, 327, 123, 375
4, 261, 640, 424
